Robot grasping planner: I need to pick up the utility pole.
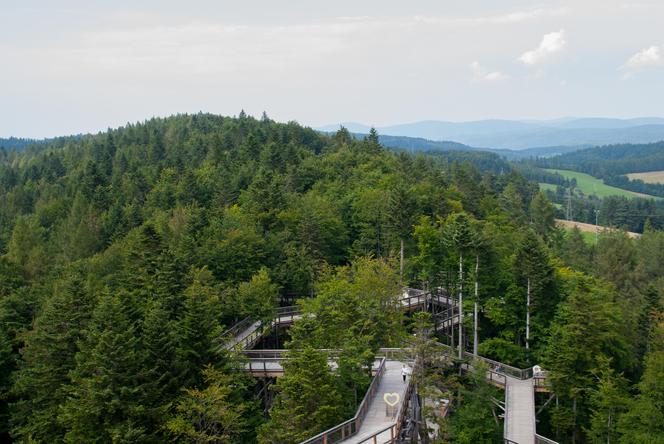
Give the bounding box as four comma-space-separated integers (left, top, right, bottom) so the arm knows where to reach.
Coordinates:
594, 209, 600, 243
566, 187, 572, 221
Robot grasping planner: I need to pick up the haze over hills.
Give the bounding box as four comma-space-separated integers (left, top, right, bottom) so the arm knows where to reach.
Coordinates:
317, 117, 664, 150
352, 133, 589, 160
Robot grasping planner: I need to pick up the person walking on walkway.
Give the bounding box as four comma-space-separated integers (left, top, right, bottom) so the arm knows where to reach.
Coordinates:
402, 364, 408, 383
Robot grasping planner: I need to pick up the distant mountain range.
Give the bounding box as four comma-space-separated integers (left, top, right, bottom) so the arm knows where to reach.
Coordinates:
317, 117, 664, 150
339, 132, 589, 160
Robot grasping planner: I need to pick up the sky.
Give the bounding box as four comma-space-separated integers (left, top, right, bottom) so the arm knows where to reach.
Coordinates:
2, 0, 664, 138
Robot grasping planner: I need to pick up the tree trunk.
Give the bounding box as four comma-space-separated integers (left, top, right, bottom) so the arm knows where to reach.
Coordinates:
400, 238, 404, 283
526, 277, 531, 349
473, 254, 479, 356
458, 251, 464, 359
572, 397, 577, 444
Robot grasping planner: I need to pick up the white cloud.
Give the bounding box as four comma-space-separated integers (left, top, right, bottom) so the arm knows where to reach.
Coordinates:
413, 6, 568, 26
471, 61, 509, 81
625, 45, 661, 69
519, 30, 566, 65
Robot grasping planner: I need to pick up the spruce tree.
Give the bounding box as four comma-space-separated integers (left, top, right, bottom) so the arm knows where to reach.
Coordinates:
165, 366, 246, 443
10, 274, 95, 443
258, 347, 343, 443
60, 291, 149, 443
176, 267, 223, 387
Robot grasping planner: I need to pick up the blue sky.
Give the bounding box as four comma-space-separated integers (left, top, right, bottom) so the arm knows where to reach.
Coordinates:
2, 0, 663, 137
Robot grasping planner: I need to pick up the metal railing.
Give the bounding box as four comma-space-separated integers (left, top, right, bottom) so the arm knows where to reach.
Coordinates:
219, 316, 254, 342
300, 358, 388, 444
535, 433, 560, 444
276, 305, 301, 319
503, 382, 511, 441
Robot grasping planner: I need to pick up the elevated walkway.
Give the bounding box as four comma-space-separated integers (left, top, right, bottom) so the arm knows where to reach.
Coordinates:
220, 288, 554, 444
344, 361, 411, 443
219, 306, 301, 351
504, 376, 536, 444
220, 288, 456, 353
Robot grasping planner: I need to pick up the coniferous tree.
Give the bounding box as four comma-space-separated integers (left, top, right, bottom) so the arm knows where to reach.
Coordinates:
543, 272, 629, 442
387, 179, 416, 281
513, 229, 554, 349
176, 267, 224, 387
258, 347, 343, 444
617, 319, 664, 443
10, 274, 95, 443
443, 212, 477, 357
166, 365, 246, 444
60, 291, 149, 443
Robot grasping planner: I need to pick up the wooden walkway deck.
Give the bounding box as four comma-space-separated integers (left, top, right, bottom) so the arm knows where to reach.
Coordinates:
343, 361, 410, 444
505, 376, 536, 444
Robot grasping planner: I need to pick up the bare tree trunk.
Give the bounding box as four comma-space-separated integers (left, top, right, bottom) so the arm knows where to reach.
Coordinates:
400, 238, 404, 283
473, 254, 479, 356
458, 251, 463, 359
526, 277, 531, 349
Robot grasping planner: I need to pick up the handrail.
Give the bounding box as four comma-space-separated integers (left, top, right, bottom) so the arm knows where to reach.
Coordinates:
535, 433, 560, 444
299, 358, 387, 444
219, 316, 254, 340
276, 305, 301, 316
503, 381, 511, 441
355, 423, 398, 444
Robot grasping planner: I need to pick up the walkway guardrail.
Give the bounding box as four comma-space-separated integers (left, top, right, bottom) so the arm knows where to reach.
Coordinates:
300, 358, 387, 444
503, 382, 511, 441
535, 433, 560, 444
275, 305, 302, 323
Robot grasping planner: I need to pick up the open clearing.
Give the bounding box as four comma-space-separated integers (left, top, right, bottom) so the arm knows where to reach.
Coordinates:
556, 218, 641, 240
545, 169, 659, 200
538, 182, 559, 193
626, 170, 664, 184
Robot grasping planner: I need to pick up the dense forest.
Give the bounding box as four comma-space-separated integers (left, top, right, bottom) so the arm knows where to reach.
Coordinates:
0, 113, 663, 443
0, 138, 46, 152
534, 141, 664, 197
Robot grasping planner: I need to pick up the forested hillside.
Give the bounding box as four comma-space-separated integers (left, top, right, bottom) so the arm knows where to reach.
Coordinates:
0, 113, 662, 443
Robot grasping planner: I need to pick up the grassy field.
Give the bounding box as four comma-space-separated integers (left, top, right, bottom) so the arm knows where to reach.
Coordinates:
538, 182, 559, 193
556, 219, 641, 245
626, 170, 664, 184
545, 169, 659, 199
